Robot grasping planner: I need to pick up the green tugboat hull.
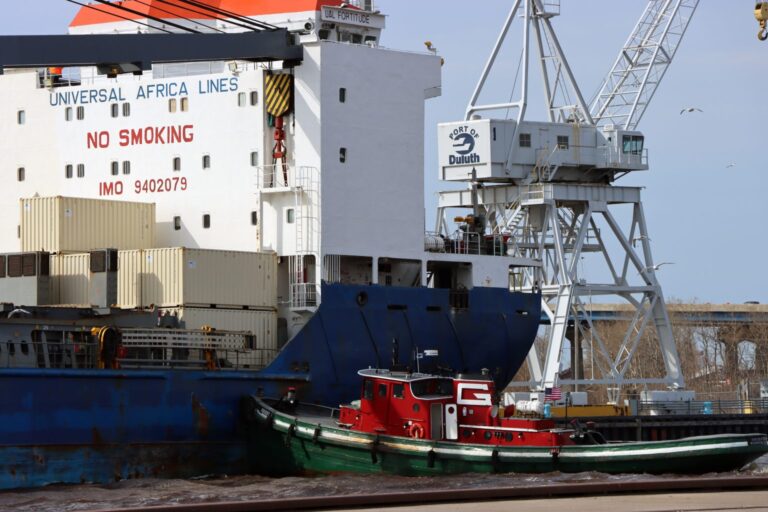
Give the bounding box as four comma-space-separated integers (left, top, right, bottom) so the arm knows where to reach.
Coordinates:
247, 399, 768, 477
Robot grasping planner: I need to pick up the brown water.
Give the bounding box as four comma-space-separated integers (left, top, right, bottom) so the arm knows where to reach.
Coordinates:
1, 457, 766, 512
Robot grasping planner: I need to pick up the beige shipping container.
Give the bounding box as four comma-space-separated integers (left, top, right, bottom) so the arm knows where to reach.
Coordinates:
49, 253, 90, 305
159, 307, 278, 351
118, 248, 277, 309
21, 196, 155, 253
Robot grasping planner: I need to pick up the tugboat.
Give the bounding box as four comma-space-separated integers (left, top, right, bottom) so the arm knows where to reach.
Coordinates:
244, 367, 768, 476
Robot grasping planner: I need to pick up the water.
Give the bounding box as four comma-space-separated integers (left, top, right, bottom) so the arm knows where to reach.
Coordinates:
2, 457, 766, 512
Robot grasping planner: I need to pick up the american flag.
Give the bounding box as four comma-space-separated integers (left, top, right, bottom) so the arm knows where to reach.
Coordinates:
545, 386, 562, 401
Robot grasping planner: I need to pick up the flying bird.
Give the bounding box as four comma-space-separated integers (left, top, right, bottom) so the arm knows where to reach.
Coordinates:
643, 262, 675, 273
680, 107, 703, 115
631, 235, 651, 248
725, 163, 736, 169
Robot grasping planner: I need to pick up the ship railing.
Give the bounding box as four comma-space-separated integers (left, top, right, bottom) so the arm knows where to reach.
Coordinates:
0, 338, 101, 370
598, 145, 649, 170
256, 164, 320, 190
636, 399, 768, 416
290, 283, 318, 309
440, 231, 510, 257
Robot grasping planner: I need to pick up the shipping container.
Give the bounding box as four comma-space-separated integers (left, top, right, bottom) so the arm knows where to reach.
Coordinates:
0, 252, 50, 306
159, 307, 279, 368
20, 196, 155, 253
118, 248, 277, 309
50, 253, 90, 305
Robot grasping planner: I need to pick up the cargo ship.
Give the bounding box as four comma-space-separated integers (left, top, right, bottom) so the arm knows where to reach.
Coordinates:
0, 0, 541, 488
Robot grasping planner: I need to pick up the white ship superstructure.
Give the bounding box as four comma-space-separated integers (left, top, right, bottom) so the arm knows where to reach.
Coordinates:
0, 0, 533, 340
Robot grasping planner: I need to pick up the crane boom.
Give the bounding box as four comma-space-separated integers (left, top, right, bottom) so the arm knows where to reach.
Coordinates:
590, 0, 699, 131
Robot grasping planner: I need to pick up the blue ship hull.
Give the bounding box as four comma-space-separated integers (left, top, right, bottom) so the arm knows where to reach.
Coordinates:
0, 284, 540, 489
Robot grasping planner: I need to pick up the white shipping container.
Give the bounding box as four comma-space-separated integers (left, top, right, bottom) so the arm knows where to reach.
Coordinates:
50, 253, 90, 305
118, 248, 277, 309
20, 196, 155, 253
159, 307, 278, 351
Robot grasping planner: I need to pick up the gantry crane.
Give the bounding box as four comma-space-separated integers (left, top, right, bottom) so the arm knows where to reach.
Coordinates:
435, 0, 699, 400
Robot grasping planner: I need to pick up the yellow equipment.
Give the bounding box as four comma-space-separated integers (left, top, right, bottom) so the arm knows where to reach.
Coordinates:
757, 2, 768, 41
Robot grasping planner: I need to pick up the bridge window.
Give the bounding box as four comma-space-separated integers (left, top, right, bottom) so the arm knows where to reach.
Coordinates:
110, 104, 119, 118
202, 155, 211, 169
519, 133, 531, 148
122, 161, 131, 175
202, 214, 211, 229
111, 161, 119, 176
17, 167, 25, 182
173, 157, 181, 171
173, 216, 181, 231
122, 102, 131, 117
17, 110, 25, 125
76, 106, 85, 120
169, 99, 177, 113
557, 135, 569, 150
65, 164, 73, 179
181, 97, 189, 112
65, 107, 73, 121
77, 164, 85, 178
250, 91, 258, 106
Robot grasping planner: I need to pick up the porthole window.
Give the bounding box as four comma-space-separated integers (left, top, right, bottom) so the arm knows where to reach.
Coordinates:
17, 168, 25, 182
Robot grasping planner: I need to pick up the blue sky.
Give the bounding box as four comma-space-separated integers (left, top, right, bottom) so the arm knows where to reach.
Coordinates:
4, 1, 766, 304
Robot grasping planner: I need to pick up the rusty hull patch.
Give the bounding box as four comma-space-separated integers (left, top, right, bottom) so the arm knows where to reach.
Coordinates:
191, 393, 210, 438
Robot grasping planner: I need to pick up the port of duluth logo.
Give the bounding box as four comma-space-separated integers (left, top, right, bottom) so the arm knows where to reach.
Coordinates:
448, 125, 481, 165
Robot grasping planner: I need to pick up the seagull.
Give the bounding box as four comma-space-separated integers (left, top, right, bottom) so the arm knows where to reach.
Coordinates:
631, 235, 651, 248
641, 262, 675, 273
680, 107, 703, 115
725, 163, 736, 169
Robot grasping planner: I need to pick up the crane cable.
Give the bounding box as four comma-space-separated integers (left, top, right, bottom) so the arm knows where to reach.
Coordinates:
88, 0, 202, 33
169, 0, 278, 31
64, 0, 174, 33
131, 0, 226, 33
156, 0, 266, 33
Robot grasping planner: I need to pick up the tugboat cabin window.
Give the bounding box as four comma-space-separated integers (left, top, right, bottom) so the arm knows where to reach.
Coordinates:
363, 379, 374, 400
393, 383, 405, 399
378, 383, 387, 398
411, 379, 453, 399
622, 135, 644, 155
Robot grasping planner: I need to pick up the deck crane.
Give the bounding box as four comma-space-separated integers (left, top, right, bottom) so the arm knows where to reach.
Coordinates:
434, 0, 699, 400
757, 2, 768, 41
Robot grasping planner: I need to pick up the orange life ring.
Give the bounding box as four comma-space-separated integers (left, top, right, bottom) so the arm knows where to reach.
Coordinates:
408, 422, 425, 439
